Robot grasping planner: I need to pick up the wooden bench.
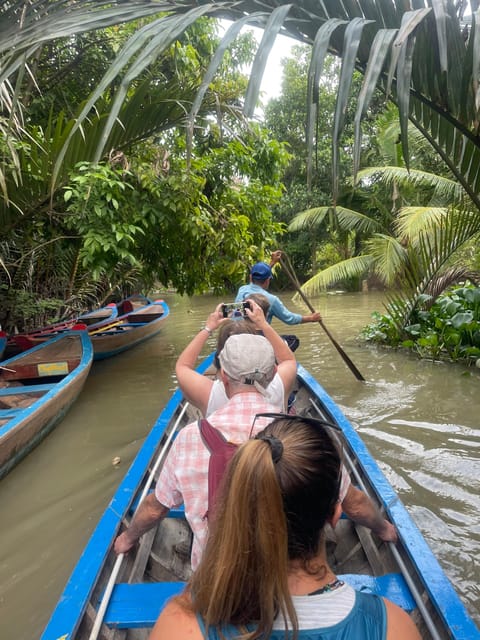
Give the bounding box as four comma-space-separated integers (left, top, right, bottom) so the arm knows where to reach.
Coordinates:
102, 572, 416, 629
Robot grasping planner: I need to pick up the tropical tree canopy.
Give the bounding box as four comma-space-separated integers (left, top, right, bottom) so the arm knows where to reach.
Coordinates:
3, 0, 480, 204
0, 12, 290, 331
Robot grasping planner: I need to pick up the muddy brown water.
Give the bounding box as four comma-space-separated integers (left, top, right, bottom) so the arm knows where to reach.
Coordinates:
0, 291, 478, 638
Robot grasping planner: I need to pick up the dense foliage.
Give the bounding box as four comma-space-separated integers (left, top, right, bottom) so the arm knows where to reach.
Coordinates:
0, 21, 288, 332
362, 284, 480, 365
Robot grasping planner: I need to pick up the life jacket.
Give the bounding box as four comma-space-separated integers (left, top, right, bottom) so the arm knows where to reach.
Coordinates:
198, 419, 238, 520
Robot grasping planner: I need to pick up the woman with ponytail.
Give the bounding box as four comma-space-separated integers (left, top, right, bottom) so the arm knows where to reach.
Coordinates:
149, 416, 420, 640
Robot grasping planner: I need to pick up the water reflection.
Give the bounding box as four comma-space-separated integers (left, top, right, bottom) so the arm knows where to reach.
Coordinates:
0, 291, 478, 638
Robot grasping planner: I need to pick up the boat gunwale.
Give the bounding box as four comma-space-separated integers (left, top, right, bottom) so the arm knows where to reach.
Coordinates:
296, 363, 478, 640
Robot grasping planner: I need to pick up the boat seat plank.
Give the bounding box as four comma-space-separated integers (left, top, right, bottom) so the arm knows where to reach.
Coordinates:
169, 506, 185, 519
103, 573, 416, 629
0, 383, 57, 396
94, 324, 146, 335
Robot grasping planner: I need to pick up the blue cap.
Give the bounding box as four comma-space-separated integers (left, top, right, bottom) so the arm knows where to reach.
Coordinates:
251, 262, 272, 280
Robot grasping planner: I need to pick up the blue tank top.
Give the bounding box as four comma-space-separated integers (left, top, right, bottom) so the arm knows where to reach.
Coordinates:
195, 591, 387, 639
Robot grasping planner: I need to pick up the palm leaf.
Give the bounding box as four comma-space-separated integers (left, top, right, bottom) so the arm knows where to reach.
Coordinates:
354, 166, 464, 205
294, 254, 375, 297
366, 233, 408, 286
244, 4, 294, 117
353, 28, 397, 179
395, 206, 449, 241
332, 17, 371, 202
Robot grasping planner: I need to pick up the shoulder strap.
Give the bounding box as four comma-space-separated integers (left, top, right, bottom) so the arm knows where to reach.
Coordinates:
198, 419, 238, 520
198, 418, 229, 452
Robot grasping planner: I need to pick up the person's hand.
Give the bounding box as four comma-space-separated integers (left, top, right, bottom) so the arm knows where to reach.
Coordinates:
114, 531, 136, 554
244, 299, 268, 329
305, 312, 322, 323
206, 303, 226, 332
270, 250, 283, 266
373, 520, 398, 543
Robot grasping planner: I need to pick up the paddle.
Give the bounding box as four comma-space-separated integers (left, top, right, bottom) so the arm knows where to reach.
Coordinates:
278, 254, 366, 382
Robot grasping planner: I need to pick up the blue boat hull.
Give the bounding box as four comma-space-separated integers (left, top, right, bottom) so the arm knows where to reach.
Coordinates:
0, 331, 93, 481
40, 357, 479, 640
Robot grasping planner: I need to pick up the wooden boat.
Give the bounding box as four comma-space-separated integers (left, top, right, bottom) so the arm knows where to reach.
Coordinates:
0, 330, 93, 481
8, 295, 165, 361
4, 302, 117, 359
89, 299, 169, 361
40, 357, 479, 640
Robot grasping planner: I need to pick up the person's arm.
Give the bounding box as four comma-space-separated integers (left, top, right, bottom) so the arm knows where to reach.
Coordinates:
384, 599, 422, 639
245, 300, 297, 395
269, 296, 303, 325
301, 311, 322, 323
114, 493, 169, 554
341, 485, 398, 543
269, 249, 283, 267
175, 305, 224, 416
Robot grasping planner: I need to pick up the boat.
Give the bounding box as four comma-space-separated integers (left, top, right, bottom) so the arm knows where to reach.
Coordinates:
7, 295, 166, 361
4, 301, 117, 358
0, 330, 93, 481
88, 299, 169, 361
40, 356, 480, 640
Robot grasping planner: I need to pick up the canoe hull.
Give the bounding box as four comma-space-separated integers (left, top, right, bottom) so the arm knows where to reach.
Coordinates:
40, 356, 479, 640
5, 294, 153, 357
91, 301, 169, 361
0, 332, 93, 480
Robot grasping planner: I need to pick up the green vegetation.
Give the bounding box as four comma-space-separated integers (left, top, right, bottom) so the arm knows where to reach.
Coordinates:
2, 1, 480, 367
0, 17, 288, 332
362, 284, 480, 365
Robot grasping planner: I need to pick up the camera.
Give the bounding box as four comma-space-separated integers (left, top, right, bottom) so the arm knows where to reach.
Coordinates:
221, 301, 251, 318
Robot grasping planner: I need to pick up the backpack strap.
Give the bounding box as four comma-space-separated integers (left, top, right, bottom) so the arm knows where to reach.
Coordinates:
199, 418, 229, 452
198, 419, 238, 520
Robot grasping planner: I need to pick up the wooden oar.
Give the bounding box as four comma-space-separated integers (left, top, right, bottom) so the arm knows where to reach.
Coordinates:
279, 254, 366, 382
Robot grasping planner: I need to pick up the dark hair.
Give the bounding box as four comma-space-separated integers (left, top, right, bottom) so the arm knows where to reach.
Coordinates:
214, 319, 257, 369
186, 416, 342, 639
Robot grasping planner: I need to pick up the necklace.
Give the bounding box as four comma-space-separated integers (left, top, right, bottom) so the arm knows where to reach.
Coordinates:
308, 578, 345, 596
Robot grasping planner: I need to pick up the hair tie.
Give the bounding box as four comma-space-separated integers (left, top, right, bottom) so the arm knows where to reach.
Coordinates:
255, 434, 283, 463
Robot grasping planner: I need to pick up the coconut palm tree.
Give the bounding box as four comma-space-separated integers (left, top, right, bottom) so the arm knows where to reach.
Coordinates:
3, 1, 479, 198
289, 162, 480, 331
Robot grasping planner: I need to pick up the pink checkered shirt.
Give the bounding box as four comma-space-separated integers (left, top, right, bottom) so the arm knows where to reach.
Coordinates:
155, 392, 281, 569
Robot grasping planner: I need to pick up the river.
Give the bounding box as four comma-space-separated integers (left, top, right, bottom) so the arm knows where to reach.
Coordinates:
0, 291, 479, 638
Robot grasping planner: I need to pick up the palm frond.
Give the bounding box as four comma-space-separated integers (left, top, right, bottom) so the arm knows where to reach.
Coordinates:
354, 167, 464, 205
288, 206, 329, 231
394, 206, 448, 241
3, 0, 480, 215
424, 266, 480, 303
386, 209, 480, 329
365, 233, 408, 287
294, 254, 375, 298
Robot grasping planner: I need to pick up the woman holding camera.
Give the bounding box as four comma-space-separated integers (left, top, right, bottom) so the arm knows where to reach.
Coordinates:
175, 300, 297, 417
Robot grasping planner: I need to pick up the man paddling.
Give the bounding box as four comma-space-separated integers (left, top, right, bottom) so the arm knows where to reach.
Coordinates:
235, 250, 321, 326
